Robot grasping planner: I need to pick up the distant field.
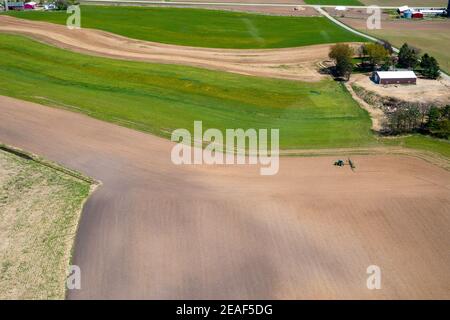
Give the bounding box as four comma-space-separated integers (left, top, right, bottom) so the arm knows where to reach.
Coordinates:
340, 18, 450, 74
0, 34, 374, 149
4, 6, 366, 48
361, 0, 447, 6
304, 0, 363, 5
0, 147, 91, 299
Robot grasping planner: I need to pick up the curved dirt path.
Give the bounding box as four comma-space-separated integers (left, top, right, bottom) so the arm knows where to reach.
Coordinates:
0, 15, 343, 81
0, 95, 449, 299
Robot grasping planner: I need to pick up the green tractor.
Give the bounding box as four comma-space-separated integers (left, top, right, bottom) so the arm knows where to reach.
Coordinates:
334, 158, 356, 170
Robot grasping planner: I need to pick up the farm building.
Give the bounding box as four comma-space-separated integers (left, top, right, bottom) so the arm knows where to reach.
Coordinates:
372, 71, 417, 85
24, 1, 36, 9
6, 1, 24, 10
398, 5, 446, 18
397, 5, 410, 14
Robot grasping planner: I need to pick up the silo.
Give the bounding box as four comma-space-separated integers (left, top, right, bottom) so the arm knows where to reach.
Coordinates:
404, 10, 412, 19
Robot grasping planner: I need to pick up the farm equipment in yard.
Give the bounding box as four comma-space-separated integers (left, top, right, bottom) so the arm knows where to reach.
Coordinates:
348, 158, 355, 170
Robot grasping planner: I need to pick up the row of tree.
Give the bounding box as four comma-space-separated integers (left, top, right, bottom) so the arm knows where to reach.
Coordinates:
328, 42, 440, 80
385, 104, 450, 139
397, 43, 440, 78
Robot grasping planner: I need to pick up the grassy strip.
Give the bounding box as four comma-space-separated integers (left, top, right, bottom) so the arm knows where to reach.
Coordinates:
381, 135, 450, 159
3, 6, 365, 49
0, 144, 93, 299
0, 34, 375, 149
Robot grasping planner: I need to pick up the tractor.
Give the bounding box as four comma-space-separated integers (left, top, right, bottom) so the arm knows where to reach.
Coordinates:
334, 158, 356, 170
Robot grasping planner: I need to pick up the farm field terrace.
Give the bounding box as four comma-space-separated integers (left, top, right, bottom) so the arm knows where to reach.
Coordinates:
3, 6, 366, 49
0, 34, 374, 150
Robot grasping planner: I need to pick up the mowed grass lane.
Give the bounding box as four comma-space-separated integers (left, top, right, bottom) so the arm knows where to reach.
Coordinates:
0, 34, 374, 149
4, 6, 365, 49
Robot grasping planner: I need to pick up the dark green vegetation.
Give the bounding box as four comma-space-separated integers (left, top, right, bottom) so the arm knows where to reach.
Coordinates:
425, 106, 450, 139
4, 6, 366, 49
420, 53, 440, 79
304, 0, 363, 5
398, 43, 420, 69
0, 34, 374, 149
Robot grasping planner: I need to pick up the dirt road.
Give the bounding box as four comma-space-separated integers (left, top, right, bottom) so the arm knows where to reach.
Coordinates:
0, 95, 449, 299
0, 15, 338, 81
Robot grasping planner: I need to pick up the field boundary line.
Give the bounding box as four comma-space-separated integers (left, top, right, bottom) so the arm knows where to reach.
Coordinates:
0, 143, 99, 185
281, 146, 450, 170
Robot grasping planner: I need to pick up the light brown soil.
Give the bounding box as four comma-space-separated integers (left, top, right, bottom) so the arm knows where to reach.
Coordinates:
351, 73, 450, 106
1, 95, 449, 299
325, 7, 392, 20
0, 15, 338, 82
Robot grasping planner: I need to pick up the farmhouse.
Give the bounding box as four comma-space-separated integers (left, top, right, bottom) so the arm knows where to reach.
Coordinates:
372, 71, 417, 85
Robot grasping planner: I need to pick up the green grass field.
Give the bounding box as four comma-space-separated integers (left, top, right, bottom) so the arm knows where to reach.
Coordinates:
0, 34, 374, 149
304, 0, 363, 5
382, 135, 450, 159
4, 6, 365, 49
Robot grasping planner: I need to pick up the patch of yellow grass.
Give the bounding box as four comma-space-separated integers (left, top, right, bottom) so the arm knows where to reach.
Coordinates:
0, 149, 92, 299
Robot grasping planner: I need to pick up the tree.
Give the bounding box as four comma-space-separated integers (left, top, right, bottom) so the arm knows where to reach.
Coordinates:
398, 43, 420, 69
385, 103, 424, 134
420, 53, 440, 79
328, 44, 354, 81
427, 107, 441, 130
379, 40, 394, 55
55, 0, 78, 10
425, 106, 450, 139
363, 43, 390, 69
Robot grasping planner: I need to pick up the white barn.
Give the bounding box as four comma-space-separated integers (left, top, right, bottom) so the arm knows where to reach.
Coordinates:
373, 71, 417, 85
